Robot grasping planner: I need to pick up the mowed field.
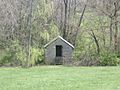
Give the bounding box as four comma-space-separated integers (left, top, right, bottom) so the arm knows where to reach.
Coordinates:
0, 66, 120, 90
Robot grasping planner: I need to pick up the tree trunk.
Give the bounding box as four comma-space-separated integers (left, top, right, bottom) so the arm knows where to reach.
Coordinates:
73, 3, 87, 46
90, 29, 100, 55
109, 17, 113, 47
73, 0, 76, 15
26, 0, 33, 67
114, 17, 118, 52
63, 0, 68, 39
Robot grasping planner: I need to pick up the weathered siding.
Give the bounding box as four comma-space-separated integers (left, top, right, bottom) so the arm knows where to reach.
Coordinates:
45, 38, 73, 64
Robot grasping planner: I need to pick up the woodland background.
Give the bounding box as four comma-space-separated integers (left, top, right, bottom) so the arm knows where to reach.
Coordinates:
0, 0, 120, 67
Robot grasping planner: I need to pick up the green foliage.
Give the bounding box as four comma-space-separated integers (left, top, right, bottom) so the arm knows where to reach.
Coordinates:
74, 31, 120, 66
16, 46, 44, 66
0, 50, 13, 65
41, 30, 50, 42
49, 23, 59, 39
0, 0, 119, 67
100, 52, 120, 66
73, 32, 96, 60
29, 48, 44, 66
0, 40, 44, 66
15, 48, 26, 66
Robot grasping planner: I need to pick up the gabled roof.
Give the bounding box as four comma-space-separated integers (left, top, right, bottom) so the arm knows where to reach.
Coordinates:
44, 36, 74, 49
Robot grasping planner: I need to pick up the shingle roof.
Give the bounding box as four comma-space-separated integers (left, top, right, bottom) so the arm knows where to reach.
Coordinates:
44, 36, 74, 49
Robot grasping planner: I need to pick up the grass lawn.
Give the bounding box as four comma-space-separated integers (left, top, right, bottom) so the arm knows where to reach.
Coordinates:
0, 66, 120, 90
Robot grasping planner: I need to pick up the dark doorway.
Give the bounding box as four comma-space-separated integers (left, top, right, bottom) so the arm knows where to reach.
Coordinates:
56, 45, 62, 57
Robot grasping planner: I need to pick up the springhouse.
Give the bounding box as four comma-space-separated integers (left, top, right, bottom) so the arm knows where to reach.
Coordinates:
44, 36, 74, 65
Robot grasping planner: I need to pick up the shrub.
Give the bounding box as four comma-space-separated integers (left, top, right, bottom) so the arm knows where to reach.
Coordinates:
100, 52, 120, 66
0, 40, 44, 67
0, 48, 17, 66
16, 47, 44, 67
29, 48, 44, 66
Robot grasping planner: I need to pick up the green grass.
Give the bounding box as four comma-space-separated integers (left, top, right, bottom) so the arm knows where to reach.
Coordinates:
0, 66, 120, 90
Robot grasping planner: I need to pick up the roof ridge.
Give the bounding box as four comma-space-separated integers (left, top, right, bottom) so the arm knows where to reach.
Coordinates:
44, 36, 74, 48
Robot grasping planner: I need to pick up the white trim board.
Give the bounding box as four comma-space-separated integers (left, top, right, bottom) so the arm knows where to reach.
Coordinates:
44, 36, 74, 49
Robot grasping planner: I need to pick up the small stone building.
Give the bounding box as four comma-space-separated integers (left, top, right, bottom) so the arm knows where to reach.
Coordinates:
44, 36, 74, 65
